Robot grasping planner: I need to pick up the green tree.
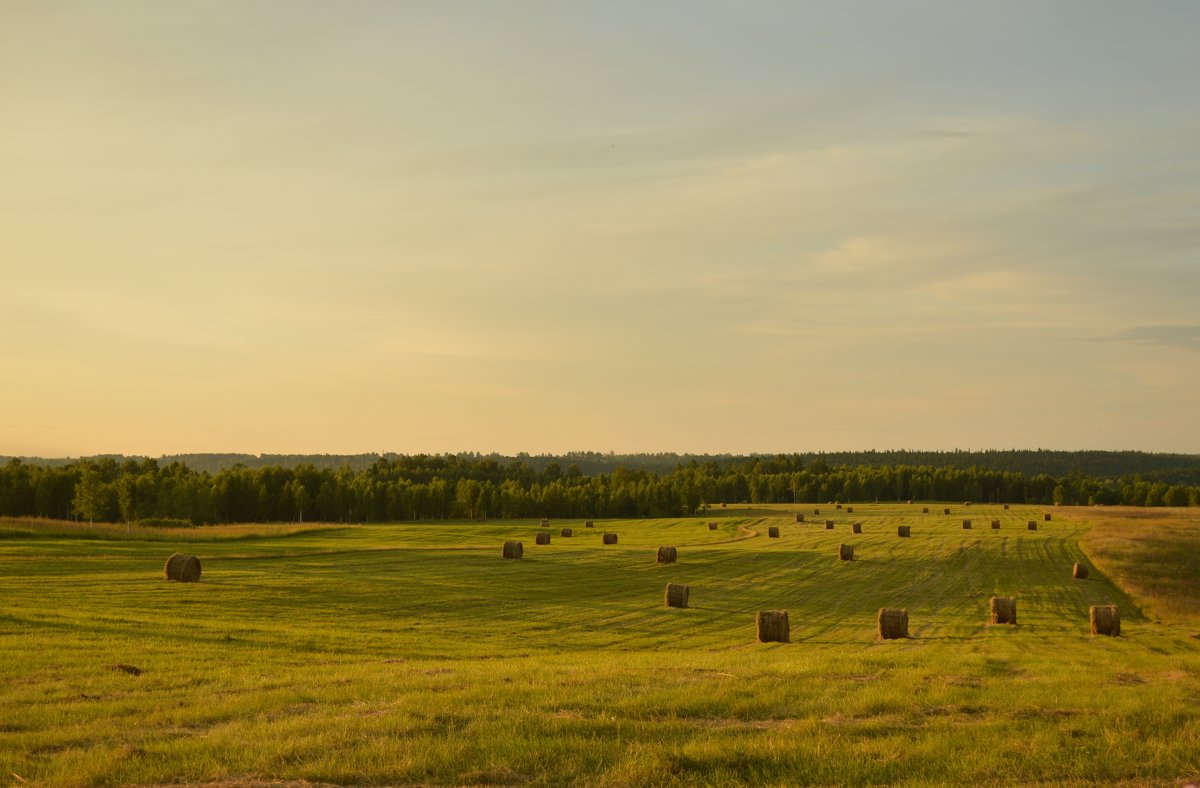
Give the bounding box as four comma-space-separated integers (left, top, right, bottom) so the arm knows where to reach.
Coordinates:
291, 480, 311, 522
72, 468, 107, 524
1164, 485, 1189, 507
453, 479, 482, 519
117, 473, 157, 523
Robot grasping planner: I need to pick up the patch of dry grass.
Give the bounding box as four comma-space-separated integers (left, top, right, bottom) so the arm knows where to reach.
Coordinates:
0, 517, 350, 541
1078, 507, 1200, 626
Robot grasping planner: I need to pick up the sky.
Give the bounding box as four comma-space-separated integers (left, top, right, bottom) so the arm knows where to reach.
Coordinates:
2, 1, 1199, 457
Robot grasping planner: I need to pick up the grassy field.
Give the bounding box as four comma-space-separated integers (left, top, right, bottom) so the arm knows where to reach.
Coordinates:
2, 504, 1198, 786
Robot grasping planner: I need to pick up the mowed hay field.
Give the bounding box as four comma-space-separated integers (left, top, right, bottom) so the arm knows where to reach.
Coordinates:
2, 505, 1199, 786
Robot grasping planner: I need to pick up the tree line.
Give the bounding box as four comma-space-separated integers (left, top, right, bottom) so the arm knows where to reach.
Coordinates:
7, 449, 1200, 484
1, 454, 1197, 525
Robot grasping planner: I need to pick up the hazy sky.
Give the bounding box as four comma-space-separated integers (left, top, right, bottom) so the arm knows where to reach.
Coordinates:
3, 1, 1199, 456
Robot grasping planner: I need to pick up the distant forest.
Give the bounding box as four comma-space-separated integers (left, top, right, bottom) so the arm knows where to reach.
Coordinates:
8, 448, 1200, 481
1, 451, 1197, 525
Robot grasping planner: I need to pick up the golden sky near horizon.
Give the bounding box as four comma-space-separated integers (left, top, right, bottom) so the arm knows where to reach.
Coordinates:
2, 2, 1199, 457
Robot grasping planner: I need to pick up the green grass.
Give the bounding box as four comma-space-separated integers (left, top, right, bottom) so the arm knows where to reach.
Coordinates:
2, 505, 1199, 786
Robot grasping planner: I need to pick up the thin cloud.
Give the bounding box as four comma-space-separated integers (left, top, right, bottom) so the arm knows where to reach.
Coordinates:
1095, 325, 1200, 351
909, 129, 985, 140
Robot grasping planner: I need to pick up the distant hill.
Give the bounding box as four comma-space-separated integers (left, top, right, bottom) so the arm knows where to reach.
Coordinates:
4, 449, 1199, 484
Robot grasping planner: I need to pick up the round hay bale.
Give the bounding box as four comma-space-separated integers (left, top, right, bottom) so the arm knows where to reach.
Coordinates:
756, 610, 789, 643
836, 503, 843, 510
585, 520, 594, 528
990, 596, 1017, 625
708, 521, 718, 531
851, 522, 862, 534
502, 541, 523, 560
964, 501, 972, 507
163, 553, 201, 582
962, 519, 972, 529
540, 518, 550, 527
897, 525, 911, 537
602, 532, 618, 545
846, 506, 854, 514
535, 532, 551, 545
1003, 504, 1010, 510
943, 508, 951, 515
664, 582, 689, 608
991, 519, 1001, 529
814, 508, 821, 515
877, 608, 908, 639
838, 544, 854, 561
1073, 562, 1089, 579
1044, 512, 1052, 521
720, 502, 727, 508
907, 499, 913, 505
922, 507, 929, 514
795, 513, 805, 523
825, 520, 835, 530
1090, 605, 1120, 636
560, 527, 573, 537
1027, 521, 1038, 531
768, 526, 780, 538
656, 545, 677, 564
